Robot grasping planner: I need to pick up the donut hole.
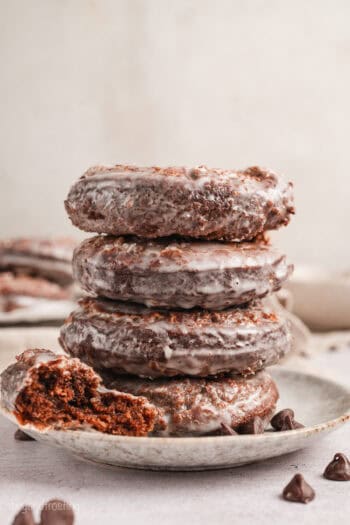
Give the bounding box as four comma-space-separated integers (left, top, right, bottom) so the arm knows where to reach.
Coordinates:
14, 360, 156, 436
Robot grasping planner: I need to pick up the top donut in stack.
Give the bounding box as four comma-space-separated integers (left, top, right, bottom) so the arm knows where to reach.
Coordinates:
61, 162, 294, 371
64, 164, 293, 242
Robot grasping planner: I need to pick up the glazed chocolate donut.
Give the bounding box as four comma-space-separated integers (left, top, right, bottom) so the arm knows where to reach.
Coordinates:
0, 272, 70, 313
105, 371, 279, 436
65, 165, 294, 241
59, 297, 292, 378
0, 349, 158, 436
0, 237, 76, 286
73, 235, 292, 309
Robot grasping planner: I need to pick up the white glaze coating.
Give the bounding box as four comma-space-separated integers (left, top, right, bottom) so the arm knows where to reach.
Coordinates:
107, 371, 278, 436
73, 236, 293, 309
65, 165, 294, 241
79, 172, 288, 239
60, 299, 292, 378
77, 237, 284, 273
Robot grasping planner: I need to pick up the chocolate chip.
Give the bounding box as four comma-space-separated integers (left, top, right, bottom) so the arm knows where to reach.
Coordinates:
220, 422, 237, 436
237, 416, 265, 434
271, 409, 304, 431
14, 429, 35, 441
271, 409, 294, 428
324, 453, 350, 481
282, 473, 315, 504
279, 414, 304, 431
40, 499, 74, 525
12, 506, 35, 525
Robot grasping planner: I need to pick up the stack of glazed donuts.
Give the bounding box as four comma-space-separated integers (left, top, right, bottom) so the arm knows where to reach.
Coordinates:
60, 164, 295, 436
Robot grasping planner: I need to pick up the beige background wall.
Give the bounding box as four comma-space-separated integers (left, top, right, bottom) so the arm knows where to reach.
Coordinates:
1, 0, 349, 269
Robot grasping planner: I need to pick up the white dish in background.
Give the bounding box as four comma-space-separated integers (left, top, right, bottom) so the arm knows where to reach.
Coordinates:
287, 265, 350, 331
1, 368, 349, 471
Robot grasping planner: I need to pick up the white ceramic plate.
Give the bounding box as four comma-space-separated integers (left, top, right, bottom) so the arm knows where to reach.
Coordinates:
1, 368, 350, 471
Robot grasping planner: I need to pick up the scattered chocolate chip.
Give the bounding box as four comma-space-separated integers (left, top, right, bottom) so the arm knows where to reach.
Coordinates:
14, 429, 35, 441
12, 506, 35, 525
237, 416, 265, 434
271, 408, 294, 428
40, 499, 74, 525
271, 409, 304, 431
220, 422, 237, 436
279, 414, 304, 431
282, 473, 315, 504
324, 453, 350, 481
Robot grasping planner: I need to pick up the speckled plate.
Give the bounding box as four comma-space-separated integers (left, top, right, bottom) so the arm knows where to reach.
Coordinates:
1, 368, 350, 471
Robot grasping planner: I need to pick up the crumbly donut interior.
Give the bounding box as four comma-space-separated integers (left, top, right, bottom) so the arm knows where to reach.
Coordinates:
14, 360, 155, 436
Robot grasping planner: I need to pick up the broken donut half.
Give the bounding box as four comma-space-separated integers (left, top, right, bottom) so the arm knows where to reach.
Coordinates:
0, 349, 158, 436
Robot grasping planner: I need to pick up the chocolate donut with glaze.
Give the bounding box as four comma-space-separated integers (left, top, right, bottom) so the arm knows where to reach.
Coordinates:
65, 165, 294, 241
0, 272, 70, 313
104, 371, 279, 436
0, 349, 158, 436
73, 235, 292, 309
59, 297, 292, 378
0, 237, 76, 286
